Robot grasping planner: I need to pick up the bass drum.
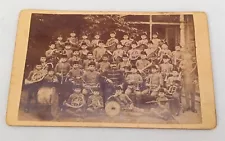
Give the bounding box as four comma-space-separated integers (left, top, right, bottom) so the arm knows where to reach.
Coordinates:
105, 101, 121, 117
37, 86, 59, 118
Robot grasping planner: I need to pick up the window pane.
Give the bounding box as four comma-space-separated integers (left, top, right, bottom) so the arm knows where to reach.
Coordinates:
152, 15, 180, 23
124, 15, 149, 22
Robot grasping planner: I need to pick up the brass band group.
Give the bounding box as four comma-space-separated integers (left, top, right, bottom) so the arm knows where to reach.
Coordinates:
24, 30, 199, 120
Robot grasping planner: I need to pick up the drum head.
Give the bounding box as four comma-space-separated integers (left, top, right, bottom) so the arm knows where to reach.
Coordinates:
105, 101, 121, 117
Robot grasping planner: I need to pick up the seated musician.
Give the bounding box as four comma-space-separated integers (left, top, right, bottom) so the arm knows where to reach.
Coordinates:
55, 35, 65, 49
54, 54, 71, 82
66, 31, 79, 49
67, 61, 83, 85
150, 88, 173, 120
120, 34, 131, 53
142, 65, 163, 98
45, 43, 56, 59
158, 44, 172, 62
63, 85, 86, 113
124, 66, 143, 105
113, 44, 125, 63
159, 55, 173, 82
118, 54, 132, 71
128, 41, 141, 66
43, 69, 59, 84
93, 40, 107, 62
83, 52, 96, 70
165, 80, 182, 116
166, 69, 180, 88
79, 33, 91, 47
137, 32, 148, 48
82, 62, 100, 96
98, 54, 110, 73
68, 48, 82, 65
106, 31, 119, 52
40, 56, 48, 72
87, 90, 104, 113
90, 32, 101, 51
135, 51, 151, 73
144, 41, 159, 63
113, 86, 144, 112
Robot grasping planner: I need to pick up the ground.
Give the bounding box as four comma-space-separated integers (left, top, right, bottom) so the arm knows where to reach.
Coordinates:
18, 90, 202, 124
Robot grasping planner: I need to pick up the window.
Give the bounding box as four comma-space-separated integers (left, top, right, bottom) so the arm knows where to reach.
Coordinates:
152, 15, 180, 23
124, 15, 150, 22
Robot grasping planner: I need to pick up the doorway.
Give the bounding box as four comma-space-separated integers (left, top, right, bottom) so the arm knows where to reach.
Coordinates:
152, 24, 180, 51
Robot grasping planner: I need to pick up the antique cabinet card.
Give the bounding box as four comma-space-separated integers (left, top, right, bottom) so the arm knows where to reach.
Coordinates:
6, 10, 216, 129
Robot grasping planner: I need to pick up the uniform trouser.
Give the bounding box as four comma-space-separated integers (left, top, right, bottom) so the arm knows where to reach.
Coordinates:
25, 82, 41, 110
169, 97, 180, 115
184, 83, 196, 110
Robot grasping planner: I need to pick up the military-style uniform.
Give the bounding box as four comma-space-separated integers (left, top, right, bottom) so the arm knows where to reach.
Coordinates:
55, 40, 65, 49
68, 56, 82, 65
87, 94, 103, 112
83, 59, 96, 70
152, 38, 161, 48
159, 63, 173, 79
101, 69, 125, 101
113, 48, 125, 62
142, 73, 163, 96
44, 74, 58, 83
136, 59, 151, 70
79, 49, 89, 59
93, 47, 107, 62
45, 49, 56, 59
91, 39, 100, 48
64, 48, 73, 58
79, 39, 91, 47
67, 36, 79, 47
118, 60, 132, 71
106, 37, 119, 52
120, 39, 131, 52
98, 61, 110, 72
158, 49, 172, 59
82, 70, 100, 95
128, 48, 141, 66
125, 73, 143, 95
172, 50, 182, 66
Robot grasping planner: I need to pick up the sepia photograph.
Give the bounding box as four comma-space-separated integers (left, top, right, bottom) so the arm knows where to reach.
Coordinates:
6, 10, 216, 129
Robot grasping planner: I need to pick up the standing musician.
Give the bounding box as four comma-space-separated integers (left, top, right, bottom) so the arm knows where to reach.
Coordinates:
101, 62, 125, 104
24, 64, 45, 112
